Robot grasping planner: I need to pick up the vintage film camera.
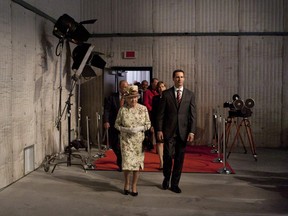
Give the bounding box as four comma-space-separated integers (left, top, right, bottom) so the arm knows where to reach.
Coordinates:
223, 94, 255, 118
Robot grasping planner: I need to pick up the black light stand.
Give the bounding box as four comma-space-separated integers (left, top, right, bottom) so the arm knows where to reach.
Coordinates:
43, 14, 101, 172
50, 79, 86, 173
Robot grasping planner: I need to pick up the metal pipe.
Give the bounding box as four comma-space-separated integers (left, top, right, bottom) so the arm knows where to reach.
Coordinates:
11, 0, 56, 23
91, 32, 288, 38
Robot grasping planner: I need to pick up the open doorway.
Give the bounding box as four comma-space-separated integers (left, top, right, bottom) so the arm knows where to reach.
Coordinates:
103, 67, 152, 98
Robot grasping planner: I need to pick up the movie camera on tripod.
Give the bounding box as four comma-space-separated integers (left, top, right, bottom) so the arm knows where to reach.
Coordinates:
222, 94, 257, 160
223, 94, 255, 118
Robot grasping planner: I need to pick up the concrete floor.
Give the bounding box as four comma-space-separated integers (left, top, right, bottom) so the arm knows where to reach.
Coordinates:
0, 147, 287, 216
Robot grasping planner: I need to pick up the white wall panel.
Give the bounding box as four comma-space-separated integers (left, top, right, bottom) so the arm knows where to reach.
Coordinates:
240, 0, 284, 32
0, 0, 13, 189
196, 0, 239, 32
153, 0, 196, 32
282, 37, 288, 147
81, 0, 112, 33
195, 37, 239, 144
82, 0, 286, 34
285, 1, 288, 31
111, 0, 153, 33
239, 37, 283, 147
152, 37, 196, 89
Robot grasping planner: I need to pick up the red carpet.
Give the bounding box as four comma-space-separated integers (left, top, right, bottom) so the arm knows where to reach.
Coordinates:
94, 145, 234, 174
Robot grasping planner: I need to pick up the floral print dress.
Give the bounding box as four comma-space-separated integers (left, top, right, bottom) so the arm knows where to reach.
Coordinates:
115, 103, 151, 171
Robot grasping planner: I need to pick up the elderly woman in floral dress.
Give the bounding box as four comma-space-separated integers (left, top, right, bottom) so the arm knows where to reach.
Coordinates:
114, 85, 151, 196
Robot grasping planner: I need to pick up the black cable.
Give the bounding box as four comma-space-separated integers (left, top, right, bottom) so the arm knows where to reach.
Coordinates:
55, 39, 64, 56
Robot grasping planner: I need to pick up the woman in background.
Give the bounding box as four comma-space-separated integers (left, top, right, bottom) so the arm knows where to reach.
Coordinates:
151, 81, 167, 170
115, 85, 151, 196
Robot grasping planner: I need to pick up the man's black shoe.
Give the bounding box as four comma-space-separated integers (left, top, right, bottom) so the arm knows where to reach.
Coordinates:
171, 186, 182, 193
162, 179, 169, 190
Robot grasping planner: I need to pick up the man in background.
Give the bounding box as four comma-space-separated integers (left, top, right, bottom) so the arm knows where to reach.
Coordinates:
138, 80, 149, 104
103, 80, 129, 171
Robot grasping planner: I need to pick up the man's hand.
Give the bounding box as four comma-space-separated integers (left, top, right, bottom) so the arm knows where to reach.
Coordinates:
187, 133, 195, 143
157, 131, 164, 142
104, 122, 110, 129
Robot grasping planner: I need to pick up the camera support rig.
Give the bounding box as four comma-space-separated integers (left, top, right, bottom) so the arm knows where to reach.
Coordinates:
223, 94, 257, 161
225, 117, 257, 161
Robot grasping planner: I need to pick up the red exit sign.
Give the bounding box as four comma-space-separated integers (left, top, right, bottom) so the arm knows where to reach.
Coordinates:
123, 51, 136, 59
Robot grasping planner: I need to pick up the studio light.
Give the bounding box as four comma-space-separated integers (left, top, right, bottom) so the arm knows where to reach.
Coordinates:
53, 14, 91, 44
72, 43, 106, 78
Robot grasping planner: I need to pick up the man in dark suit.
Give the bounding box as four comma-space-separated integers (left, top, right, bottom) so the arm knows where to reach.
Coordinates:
156, 69, 196, 193
103, 80, 129, 171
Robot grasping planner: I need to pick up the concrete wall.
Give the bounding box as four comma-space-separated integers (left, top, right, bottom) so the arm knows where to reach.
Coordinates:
0, 0, 81, 189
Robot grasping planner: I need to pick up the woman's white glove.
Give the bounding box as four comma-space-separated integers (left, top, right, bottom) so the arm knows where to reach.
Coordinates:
132, 126, 145, 133
119, 126, 132, 134
120, 126, 145, 134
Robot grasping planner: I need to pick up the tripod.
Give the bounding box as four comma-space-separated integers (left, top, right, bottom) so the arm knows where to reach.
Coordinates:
226, 117, 257, 161
224, 117, 247, 153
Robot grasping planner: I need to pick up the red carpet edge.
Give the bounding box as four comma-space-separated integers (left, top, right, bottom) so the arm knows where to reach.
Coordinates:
94, 145, 235, 174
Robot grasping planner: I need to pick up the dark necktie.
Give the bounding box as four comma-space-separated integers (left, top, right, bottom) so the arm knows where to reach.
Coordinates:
177, 90, 181, 104
120, 94, 124, 107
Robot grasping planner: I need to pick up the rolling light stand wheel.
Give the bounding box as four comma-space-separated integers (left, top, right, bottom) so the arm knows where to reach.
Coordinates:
84, 163, 95, 170
44, 164, 50, 172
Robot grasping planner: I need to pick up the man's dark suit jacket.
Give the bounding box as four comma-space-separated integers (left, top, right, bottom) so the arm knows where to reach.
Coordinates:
156, 87, 196, 143
103, 92, 121, 126
103, 92, 122, 168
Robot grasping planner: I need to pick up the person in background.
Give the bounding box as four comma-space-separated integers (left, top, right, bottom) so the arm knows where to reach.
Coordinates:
138, 80, 149, 104
134, 81, 143, 104
103, 80, 129, 172
141, 80, 149, 92
143, 78, 159, 115
133, 81, 141, 87
114, 85, 151, 196
143, 78, 159, 151
151, 81, 167, 170
156, 69, 196, 193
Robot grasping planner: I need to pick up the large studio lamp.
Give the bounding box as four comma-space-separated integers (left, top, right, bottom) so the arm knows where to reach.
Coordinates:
53, 14, 96, 44
72, 43, 106, 79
